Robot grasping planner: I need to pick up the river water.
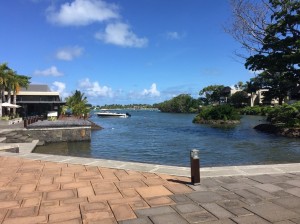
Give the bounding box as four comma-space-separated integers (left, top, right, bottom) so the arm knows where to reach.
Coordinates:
34, 110, 300, 167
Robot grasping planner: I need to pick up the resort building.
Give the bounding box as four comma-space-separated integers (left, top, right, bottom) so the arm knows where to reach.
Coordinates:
221, 86, 280, 107
11, 84, 65, 117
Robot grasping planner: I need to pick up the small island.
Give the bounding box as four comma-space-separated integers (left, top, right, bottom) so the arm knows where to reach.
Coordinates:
254, 102, 300, 138
193, 104, 241, 126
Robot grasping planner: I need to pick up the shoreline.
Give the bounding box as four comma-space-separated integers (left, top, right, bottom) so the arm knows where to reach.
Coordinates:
254, 123, 300, 138
1, 150, 300, 178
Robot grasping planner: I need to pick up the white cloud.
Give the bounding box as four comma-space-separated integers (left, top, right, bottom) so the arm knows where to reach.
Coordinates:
56, 46, 84, 61
51, 81, 69, 99
79, 78, 113, 97
47, 0, 119, 26
95, 22, 148, 48
165, 31, 185, 40
33, 66, 63, 77
142, 83, 160, 97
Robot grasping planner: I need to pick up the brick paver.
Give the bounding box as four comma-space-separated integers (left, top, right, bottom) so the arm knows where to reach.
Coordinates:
0, 156, 300, 223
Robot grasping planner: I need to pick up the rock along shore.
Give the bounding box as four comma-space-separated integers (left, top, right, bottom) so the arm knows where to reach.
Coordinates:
254, 123, 300, 138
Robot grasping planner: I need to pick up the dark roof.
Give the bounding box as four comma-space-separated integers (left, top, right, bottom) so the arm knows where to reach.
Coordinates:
21, 84, 51, 92
17, 101, 65, 104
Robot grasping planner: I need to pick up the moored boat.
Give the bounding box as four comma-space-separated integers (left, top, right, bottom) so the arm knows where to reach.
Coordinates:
96, 112, 131, 118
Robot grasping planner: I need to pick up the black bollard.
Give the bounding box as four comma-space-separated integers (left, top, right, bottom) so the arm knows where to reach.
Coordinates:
190, 149, 200, 185
24, 119, 28, 128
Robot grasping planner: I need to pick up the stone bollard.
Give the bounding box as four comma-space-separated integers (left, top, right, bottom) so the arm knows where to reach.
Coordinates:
190, 149, 200, 185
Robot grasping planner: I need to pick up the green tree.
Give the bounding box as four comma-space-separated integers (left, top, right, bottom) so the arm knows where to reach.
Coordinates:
267, 102, 300, 127
199, 85, 225, 105
12, 75, 30, 115
0, 63, 10, 117
193, 105, 241, 123
65, 90, 89, 117
245, 0, 300, 105
0, 63, 31, 117
230, 91, 249, 107
5, 69, 18, 115
4, 67, 31, 116
234, 81, 244, 90
156, 94, 199, 113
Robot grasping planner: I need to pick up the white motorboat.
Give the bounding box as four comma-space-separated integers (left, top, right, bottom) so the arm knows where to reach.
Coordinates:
96, 112, 131, 118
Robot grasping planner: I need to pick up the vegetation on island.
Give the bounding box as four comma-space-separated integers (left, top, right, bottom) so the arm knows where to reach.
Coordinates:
93, 104, 156, 110
193, 105, 240, 125
267, 102, 300, 128
154, 94, 200, 113
240, 106, 275, 116
253, 102, 300, 137
0, 63, 31, 119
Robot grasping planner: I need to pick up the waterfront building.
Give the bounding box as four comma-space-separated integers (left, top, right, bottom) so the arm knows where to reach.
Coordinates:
9, 84, 65, 118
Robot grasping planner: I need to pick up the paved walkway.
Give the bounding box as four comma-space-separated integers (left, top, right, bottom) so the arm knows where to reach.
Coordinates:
0, 154, 300, 223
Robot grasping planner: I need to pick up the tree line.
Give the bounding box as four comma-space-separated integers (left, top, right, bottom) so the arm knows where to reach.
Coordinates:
94, 104, 156, 110
154, 94, 200, 113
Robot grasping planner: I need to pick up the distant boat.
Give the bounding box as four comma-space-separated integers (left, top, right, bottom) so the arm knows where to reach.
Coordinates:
96, 112, 131, 118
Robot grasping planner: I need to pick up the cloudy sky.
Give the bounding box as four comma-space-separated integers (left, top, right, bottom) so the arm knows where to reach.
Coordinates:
0, 0, 254, 105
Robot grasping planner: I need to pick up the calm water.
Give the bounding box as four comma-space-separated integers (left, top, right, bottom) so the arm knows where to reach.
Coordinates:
34, 110, 300, 167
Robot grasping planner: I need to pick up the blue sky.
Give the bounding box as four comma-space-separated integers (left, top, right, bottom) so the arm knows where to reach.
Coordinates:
0, 0, 254, 105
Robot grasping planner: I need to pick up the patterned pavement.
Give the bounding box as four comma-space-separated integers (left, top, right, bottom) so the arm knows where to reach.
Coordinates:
0, 156, 300, 223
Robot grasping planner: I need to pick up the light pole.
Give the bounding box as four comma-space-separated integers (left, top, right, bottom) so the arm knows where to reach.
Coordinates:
190, 149, 200, 185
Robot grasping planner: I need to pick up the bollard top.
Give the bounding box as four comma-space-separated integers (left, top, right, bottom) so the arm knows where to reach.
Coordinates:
190, 149, 199, 159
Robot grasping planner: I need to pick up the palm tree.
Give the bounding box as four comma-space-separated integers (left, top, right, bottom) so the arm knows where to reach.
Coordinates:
66, 90, 88, 108
0, 63, 31, 117
5, 69, 18, 115
12, 75, 30, 115
65, 90, 89, 117
0, 63, 10, 117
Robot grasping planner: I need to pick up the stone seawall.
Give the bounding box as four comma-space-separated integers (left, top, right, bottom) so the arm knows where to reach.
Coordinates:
17, 127, 91, 143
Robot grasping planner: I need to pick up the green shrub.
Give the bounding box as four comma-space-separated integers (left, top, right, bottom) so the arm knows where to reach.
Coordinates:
240, 106, 261, 115
0, 116, 9, 121
193, 105, 240, 122
47, 116, 57, 121
267, 103, 300, 127
260, 106, 276, 116
240, 106, 276, 116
